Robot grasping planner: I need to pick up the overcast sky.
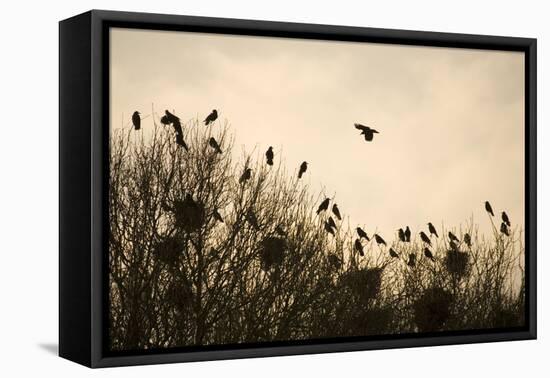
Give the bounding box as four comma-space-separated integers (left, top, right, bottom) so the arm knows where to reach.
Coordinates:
110, 27, 524, 239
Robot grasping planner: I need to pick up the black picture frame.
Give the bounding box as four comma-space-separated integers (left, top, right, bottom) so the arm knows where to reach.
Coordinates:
59, 9, 537, 368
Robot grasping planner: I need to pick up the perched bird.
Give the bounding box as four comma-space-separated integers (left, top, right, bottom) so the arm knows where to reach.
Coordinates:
160, 115, 170, 125
398, 228, 406, 242
204, 109, 218, 125
175, 133, 189, 151
428, 222, 439, 238
324, 221, 335, 236
209, 137, 223, 154
354, 123, 379, 142
357, 227, 369, 240
449, 240, 459, 251
404, 226, 411, 242
246, 209, 260, 230
317, 198, 330, 214
464, 233, 472, 248
420, 231, 431, 246
212, 209, 224, 223
165, 110, 180, 124
172, 120, 183, 137
374, 234, 386, 246
448, 231, 460, 243
389, 248, 399, 258
132, 111, 141, 130
485, 201, 494, 216
354, 239, 364, 257
424, 247, 435, 261
407, 253, 416, 268
327, 216, 337, 230
332, 204, 342, 221
239, 168, 252, 184
500, 222, 510, 236
265, 146, 274, 166
298, 161, 308, 179
502, 211, 511, 227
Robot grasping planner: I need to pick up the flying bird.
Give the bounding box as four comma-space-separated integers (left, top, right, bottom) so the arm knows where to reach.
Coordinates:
448, 231, 460, 243
327, 216, 337, 230
354, 123, 379, 142
324, 221, 335, 236
398, 228, 406, 242
298, 161, 308, 179
485, 201, 494, 216
354, 239, 364, 257
407, 253, 416, 268
428, 222, 439, 238
500, 222, 510, 236
209, 137, 223, 154
204, 109, 218, 125
212, 209, 224, 223
175, 133, 189, 151
239, 168, 252, 184
132, 111, 141, 130
420, 231, 431, 246
464, 233, 472, 248
265, 146, 274, 166
502, 211, 511, 227
389, 248, 399, 258
246, 210, 260, 230
374, 234, 386, 246
424, 247, 435, 262
404, 226, 411, 242
317, 198, 330, 214
332, 204, 342, 221
357, 227, 369, 240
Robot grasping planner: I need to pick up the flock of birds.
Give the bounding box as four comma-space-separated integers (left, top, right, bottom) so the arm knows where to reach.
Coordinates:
131, 109, 512, 269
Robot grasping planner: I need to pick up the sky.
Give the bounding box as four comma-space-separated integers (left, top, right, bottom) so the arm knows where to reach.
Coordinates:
110, 27, 525, 239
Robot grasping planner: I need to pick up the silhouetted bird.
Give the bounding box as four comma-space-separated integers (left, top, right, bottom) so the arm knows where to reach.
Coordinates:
354, 123, 379, 142
449, 240, 459, 251
172, 120, 183, 137
500, 222, 510, 236
420, 231, 431, 246
448, 231, 460, 243
354, 239, 364, 256
165, 110, 180, 124
389, 248, 399, 258
246, 209, 260, 230
428, 222, 438, 238
464, 233, 472, 248
424, 247, 435, 261
275, 225, 286, 236
209, 137, 223, 154
266, 146, 274, 166
204, 109, 218, 125
357, 227, 369, 240
485, 201, 494, 216
298, 161, 308, 179
317, 198, 330, 214
239, 168, 252, 184
398, 228, 406, 242
502, 211, 511, 227
332, 204, 342, 221
374, 234, 386, 246
324, 221, 335, 236
132, 111, 141, 130
160, 115, 170, 125
212, 209, 224, 223
407, 253, 416, 268
404, 226, 411, 242
328, 216, 337, 230
175, 133, 189, 151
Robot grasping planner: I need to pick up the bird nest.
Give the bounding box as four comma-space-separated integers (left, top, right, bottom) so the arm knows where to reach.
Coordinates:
154, 236, 184, 266
341, 267, 383, 302
444, 250, 470, 278
413, 287, 454, 332
173, 198, 205, 232
260, 236, 287, 271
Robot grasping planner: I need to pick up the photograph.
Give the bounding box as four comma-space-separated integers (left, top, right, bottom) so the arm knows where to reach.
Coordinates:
107, 27, 526, 353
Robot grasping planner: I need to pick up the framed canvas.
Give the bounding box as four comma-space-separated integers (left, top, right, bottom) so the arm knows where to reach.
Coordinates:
59, 10, 537, 368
